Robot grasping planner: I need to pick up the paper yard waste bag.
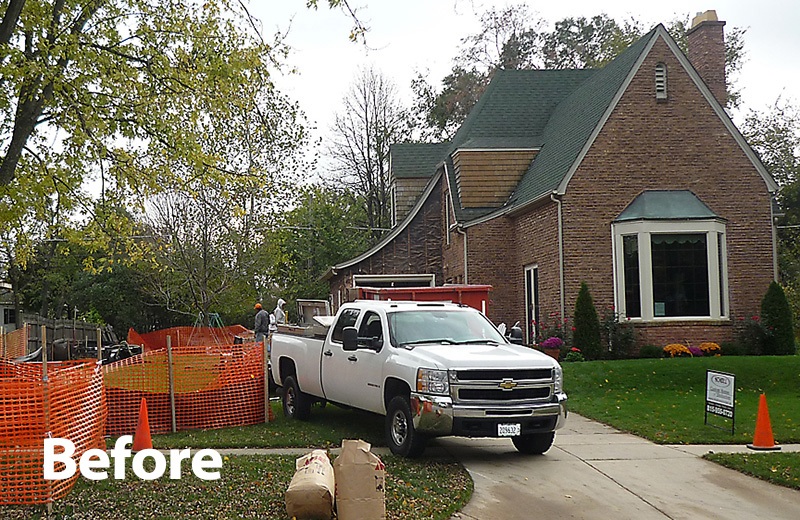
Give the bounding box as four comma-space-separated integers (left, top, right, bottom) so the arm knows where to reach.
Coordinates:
285, 449, 335, 520
333, 439, 386, 520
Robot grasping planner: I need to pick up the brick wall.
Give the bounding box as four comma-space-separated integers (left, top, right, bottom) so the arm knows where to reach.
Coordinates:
557, 37, 774, 347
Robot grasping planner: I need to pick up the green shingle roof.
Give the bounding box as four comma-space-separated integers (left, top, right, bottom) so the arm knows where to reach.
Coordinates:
615, 190, 719, 221
390, 142, 450, 179
389, 26, 663, 224
509, 27, 656, 209
450, 69, 597, 151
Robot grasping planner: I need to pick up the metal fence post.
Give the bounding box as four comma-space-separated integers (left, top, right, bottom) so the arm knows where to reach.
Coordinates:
167, 335, 177, 433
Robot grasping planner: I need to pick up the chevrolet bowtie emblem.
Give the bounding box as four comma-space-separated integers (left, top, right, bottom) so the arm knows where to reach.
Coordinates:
499, 379, 517, 390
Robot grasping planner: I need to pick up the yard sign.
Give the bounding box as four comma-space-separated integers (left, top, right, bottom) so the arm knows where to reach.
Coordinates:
705, 370, 736, 434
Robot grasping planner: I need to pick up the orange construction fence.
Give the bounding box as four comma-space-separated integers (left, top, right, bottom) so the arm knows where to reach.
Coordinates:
127, 325, 251, 353
1, 324, 29, 360
0, 358, 106, 505
104, 341, 268, 436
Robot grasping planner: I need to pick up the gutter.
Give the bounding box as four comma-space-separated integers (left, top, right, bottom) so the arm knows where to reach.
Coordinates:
551, 192, 565, 321
454, 224, 468, 284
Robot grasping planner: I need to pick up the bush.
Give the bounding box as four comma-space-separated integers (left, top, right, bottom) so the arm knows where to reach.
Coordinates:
639, 344, 663, 358
720, 341, 745, 356
761, 281, 797, 355
563, 347, 585, 362
664, 343, 691, 357
601, 308, 637, 359
573, 282, 602, 360
737, 316, 768, 355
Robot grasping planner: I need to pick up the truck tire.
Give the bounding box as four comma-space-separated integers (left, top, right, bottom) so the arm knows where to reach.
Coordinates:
386, 396, 427, 458
282, 375, 312, 421
512, 431, 555, 454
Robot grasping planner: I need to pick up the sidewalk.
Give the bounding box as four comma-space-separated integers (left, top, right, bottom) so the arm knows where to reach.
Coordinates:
442, 414, 800, 520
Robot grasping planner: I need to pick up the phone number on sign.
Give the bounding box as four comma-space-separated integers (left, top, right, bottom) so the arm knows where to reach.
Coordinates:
706, 404, 733, 418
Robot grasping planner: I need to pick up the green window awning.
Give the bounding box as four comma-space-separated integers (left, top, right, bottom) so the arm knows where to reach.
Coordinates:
615, 190, 719, 222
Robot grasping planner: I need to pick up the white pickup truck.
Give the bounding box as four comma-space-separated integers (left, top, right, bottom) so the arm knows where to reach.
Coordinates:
270, 300, 567, 457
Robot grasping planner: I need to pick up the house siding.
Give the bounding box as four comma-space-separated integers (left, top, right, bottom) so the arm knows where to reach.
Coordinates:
453, 150, 537, 208
393, 177, 430, 223
328, 180, 444, 311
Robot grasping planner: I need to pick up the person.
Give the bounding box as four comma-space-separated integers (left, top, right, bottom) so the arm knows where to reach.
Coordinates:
274, 298, 286, 325
254, 303, 269, 343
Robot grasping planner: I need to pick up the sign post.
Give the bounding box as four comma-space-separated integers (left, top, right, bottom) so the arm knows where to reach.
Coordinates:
705, 370, 736, 434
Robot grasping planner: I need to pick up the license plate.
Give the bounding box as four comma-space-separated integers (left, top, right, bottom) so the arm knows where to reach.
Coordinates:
498, 423, 521, 437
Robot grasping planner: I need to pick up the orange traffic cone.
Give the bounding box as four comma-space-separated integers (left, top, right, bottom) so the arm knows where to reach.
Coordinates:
747, 393, 781, 451
132, 398, 153, 451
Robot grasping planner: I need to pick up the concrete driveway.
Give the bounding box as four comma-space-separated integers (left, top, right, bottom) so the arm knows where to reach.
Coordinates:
438, 414, 800, 520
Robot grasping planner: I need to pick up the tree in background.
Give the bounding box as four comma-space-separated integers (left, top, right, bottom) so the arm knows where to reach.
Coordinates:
760, 281, 796, 355
410, 5, 746, 140
573, 282, 602, 360
273, 185, 371, 317
328, 67, 410, 238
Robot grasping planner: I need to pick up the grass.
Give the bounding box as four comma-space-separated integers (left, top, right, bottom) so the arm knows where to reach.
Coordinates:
563, 355, 800, 445
703, 452, 800, 490
2, 454, 472, 519
145, 401, 386, 449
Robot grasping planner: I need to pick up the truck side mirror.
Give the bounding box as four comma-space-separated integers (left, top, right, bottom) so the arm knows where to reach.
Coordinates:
342, 326, 358, 351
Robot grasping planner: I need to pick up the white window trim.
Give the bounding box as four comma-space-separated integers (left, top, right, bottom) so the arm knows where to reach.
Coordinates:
611, 219, 729, 322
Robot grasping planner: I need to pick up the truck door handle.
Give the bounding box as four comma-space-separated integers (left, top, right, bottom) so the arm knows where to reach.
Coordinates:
347, 355, 358, 362
323, 350, 333, 357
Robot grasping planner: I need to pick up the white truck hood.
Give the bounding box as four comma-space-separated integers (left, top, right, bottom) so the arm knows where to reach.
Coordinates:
403, 342, 558, 370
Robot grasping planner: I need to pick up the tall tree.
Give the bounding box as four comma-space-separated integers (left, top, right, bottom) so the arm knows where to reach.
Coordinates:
0, 0, 292, 265
328, 67, 409, 237
273, 185, 371, 306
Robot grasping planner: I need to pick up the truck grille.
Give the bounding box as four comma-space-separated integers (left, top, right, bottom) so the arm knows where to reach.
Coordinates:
458, 388, 551, 401
450, 368, 554, 404
454, 369, 552, 381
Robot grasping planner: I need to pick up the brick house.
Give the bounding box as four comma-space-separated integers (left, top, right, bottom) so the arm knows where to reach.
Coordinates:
323, 12, 778, 348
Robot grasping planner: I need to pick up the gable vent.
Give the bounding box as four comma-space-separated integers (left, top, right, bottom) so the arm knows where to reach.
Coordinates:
655, 63, 667, 100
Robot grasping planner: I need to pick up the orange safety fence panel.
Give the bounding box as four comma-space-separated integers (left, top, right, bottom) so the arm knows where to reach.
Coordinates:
104, 341, 266, 436
0, 359, 106, 505
1, 325, 29, 360
127, 325, 251, 353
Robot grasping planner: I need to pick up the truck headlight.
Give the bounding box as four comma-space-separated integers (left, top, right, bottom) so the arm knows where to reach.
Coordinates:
554, 364, 564, 393
417, 368, 449, 396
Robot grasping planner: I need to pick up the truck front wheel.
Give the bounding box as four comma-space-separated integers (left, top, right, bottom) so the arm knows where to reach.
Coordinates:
386, 396, 427, 458
282, 375, 311, 421
512, 432, 555, 454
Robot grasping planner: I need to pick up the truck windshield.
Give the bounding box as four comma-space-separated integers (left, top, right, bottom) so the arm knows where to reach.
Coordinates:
387, 310, 506, 348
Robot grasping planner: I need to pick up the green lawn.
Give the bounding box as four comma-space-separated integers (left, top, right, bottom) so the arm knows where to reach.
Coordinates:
146, 401, 386, 449
563, 355, 800, 445
2, 454, 472, 520
704, 452, 800, 490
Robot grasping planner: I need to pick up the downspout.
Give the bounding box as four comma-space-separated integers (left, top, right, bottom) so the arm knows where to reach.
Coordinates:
551, 192, 565, 321
455, 225, 468, 284
771, 199, 779, 281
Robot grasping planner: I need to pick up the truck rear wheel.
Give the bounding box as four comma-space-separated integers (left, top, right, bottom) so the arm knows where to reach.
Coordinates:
512, 432, 555, 454
282, 375, 311, 421
386, 396, 427, 458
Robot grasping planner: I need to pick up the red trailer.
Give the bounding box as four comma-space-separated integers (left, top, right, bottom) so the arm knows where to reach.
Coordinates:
355, 285, 492, 314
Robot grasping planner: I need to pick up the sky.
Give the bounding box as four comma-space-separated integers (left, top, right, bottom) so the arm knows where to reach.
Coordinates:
253, 1, 799, 164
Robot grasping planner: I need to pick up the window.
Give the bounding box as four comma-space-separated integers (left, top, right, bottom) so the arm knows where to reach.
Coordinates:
331, 308, 360, 343
613, 221, 728, 321
357, 311, 384, 351
3, 308, 16, 324
655, 63, 667, 100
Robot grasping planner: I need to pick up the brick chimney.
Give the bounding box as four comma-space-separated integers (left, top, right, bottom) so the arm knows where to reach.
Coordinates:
687, 10, 727, 105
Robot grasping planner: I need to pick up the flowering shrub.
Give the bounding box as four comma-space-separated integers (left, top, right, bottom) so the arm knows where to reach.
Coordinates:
699, 342, 721, 355
663, 343, 691, 357
688, 346, 703, 357
564, 347, 585, 362
540, 337, 564, 349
